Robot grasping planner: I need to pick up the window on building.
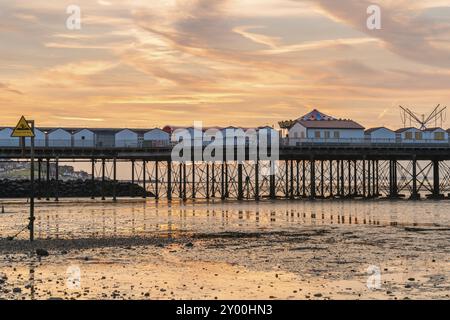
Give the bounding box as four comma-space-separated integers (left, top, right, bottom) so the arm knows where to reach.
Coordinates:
294, 132, 298, 138
415, 132, 422, 140
333, 131, 340, 139
434, 132, 445, 140
301, 132, 305, 139
324, 131, 330, 139
315, 131, 321, 138
405, 132, 413, 140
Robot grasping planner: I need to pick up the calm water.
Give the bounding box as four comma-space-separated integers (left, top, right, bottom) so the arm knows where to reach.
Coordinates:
0, 199, 448, 240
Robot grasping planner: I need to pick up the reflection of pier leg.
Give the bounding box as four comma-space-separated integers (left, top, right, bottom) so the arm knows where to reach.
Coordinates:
101, 159, 106, 201
55, 157, 59, 202
113, 158, 117, 202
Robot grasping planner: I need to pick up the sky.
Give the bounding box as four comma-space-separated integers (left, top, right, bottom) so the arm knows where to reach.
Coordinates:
1, 0, 450, 129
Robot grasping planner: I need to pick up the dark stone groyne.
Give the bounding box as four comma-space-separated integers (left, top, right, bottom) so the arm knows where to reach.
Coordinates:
0, 179, 154, 199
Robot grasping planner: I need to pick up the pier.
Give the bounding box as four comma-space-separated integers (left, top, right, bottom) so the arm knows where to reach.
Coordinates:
1, 141, 450, 201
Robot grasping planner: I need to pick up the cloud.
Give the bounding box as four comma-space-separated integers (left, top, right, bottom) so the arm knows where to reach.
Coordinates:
0, 82, 23, 95
300, 0, 450, 68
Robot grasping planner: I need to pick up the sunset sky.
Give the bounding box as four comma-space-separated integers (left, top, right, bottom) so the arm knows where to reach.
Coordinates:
1, 0, 450, 129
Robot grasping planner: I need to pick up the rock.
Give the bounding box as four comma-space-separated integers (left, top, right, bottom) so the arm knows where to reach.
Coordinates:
408, 278, 415, 281
314, 293, 323, 298
185, 242, 194, 248
13, 287, 22, 293
36, 249, 49, 257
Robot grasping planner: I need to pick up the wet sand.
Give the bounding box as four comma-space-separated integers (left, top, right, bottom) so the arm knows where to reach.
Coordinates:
0, 199, 449, 300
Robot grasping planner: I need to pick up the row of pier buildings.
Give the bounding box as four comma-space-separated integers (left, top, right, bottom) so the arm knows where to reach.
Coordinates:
0, 109, 449, 148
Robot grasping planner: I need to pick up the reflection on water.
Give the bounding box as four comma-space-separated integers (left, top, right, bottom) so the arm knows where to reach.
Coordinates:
0, 199, 449, 240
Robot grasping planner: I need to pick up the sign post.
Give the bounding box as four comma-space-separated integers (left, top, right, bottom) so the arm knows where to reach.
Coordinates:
11, 116, 35, 242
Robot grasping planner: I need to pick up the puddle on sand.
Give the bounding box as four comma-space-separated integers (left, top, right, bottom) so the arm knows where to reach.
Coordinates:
0, 199, 449, 300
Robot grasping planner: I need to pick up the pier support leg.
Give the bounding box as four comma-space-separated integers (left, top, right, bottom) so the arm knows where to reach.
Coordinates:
310, 157, 316, 200
284, 160, 289, 199
131, 160, 135, 198
411, 157, 419, 200
290, 160, 294, 199
336, 160, 340, 197
296, 160, 300, 197
389, 160, 399, 198
329, 160, 333, 198
362, 159, 366, 198
192, 162, 196, 199
302, 160, 306, 198
206, 162, 210, 199
101, 159, 105, 201
353, 160, 358, 197
270, 161, 276, 200
238, 162, 244, 200
167, 161, 172, 201
142, 160, 147, 199
211, 163, 216, 198
55, 157, 59, 202
46, 158, 50, 201
347, 160, 352, 197
179, 163, 183, 199
91, 159, 95, 199
320, 160, 324, 198
183, 163, 187, 201
255, 160, 260, 201
37, 159, 41, 200
221, 162, 225, 200
155, 161, 159, 200
367, 159, 371, 198
113, 158, 117, 202
340, 160, 344, 197
432, 160, 442, 199
376, 160, 379, 197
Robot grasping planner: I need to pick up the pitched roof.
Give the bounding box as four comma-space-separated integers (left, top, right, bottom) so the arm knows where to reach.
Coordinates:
395, 127, 420, 133
422, 127, 445, 132
297, 120, 364, 130
297, 109, 336, 121
365, 127, 395, 134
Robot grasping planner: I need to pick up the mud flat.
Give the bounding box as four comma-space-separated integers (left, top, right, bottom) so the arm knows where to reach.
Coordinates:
0, 200, 449, 300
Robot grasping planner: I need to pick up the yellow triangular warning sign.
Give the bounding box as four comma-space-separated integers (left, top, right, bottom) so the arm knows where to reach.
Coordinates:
11, 116, 34, 137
